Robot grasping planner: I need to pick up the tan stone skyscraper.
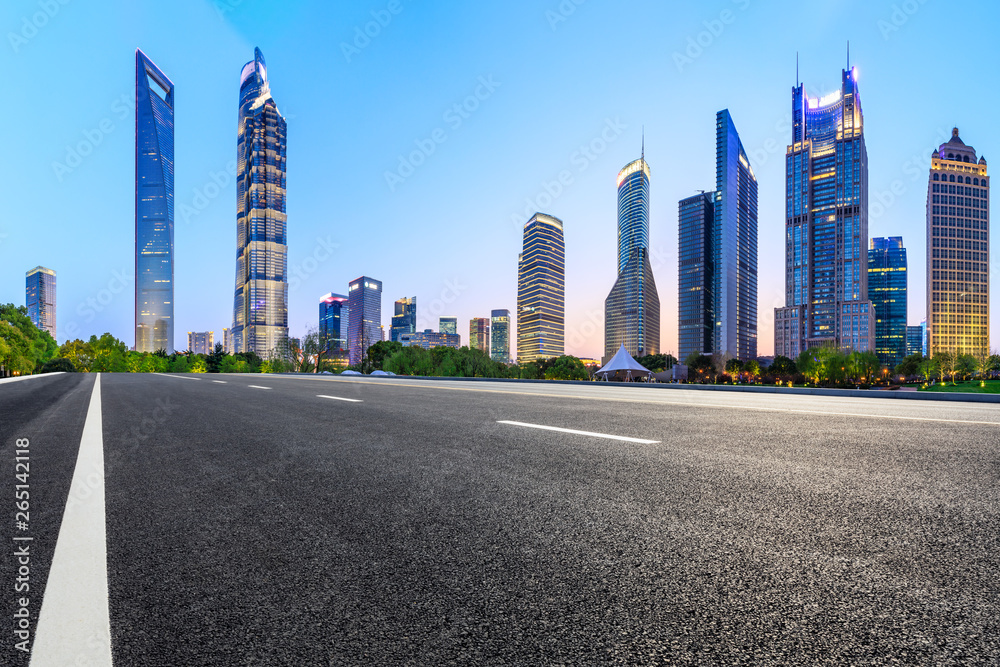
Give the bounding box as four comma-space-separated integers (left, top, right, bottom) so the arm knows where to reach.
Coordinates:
926, 128, 989, 358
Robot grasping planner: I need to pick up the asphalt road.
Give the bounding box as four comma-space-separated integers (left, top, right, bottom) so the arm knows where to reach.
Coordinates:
3, 373, 1000, 665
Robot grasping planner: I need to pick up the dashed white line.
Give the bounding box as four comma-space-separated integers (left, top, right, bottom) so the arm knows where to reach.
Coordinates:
160, 374, 200, 380
317, 394, 363, 403
498, 420, 659, 444
212, 380, 227, 384
248, 385, 271, 390
31, 375, 112, 666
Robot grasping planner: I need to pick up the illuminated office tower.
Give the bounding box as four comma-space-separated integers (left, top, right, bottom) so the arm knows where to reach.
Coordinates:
135, 50, 174, 353
348, 276, 381, 365
222, 328, 231, 353
25, 266, 56, 339
517, 213, 565, 363
605, 150, 660, 363
439, 317, 458, 336
868, 237, 907, 369
232, 47, 288, 356
390, 297, 416, 342
905, 325, 924, 358
470, 318, 489, 353
490, 309, 511, 363
678, 194, 714, 362
319, 293, 349, 361
188, 331, 213, 355
774, 65, 873, 357
926, 128, 989, 357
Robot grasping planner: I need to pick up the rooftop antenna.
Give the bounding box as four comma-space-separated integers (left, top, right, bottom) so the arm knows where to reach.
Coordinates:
796, 51, 799, 86
641, 126, 645, 162
847, 40, 850, 70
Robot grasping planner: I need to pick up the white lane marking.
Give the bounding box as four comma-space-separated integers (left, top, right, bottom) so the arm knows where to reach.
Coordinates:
317, 394, 362, 403
0, 373, 63, 384
498, 420, 659, 444
159, 374, 200, 380
212, 380, 227, 384
31, 375, 112, 666
248, 385, 271, 390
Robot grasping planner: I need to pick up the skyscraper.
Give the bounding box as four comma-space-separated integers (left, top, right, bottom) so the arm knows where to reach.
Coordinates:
926, 128, 989, 358
490, 309, 511, 364
319, 293, 349, 361
390, 297, 416, 342
222, 327, 231, 353
25, 266, 56, 339
517, 213, 565, 363
135, 49, 174, 353
678, 111, 758, 363
232, 47, 288, 356
439, 317, 458, 336
905, 325, 924, 359
187, 331, 213, 355
774, 65, 874, 358
605, 151, 660, 362
868, 237, 907, 369
678, 193, 714, 362
470, 318, 489, 353
348, 276, 381, 365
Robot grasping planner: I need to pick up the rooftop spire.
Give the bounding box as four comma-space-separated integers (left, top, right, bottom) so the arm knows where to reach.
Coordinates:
641, 126, 644, 162
847, 40, 850, 70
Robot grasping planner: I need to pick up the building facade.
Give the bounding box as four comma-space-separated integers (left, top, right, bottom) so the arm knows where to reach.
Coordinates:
390, 297, 416, 342
439, 317, 458, 336
135, 50, 175, 353
926, 128, 989, 358
470, 318, 489, 353
775, 66, 874, 358
490, 309, 511, 364
25, 266, 56, 339
605, 153, 660, 363
232, 47, 288, 357
188, 331, 214, 355
401, 330, 461, 350
517, 213, 565, 363
320, 293, 349, 361
678, 193, 714, 362
222, 328, 231, 353
905, 325, 924, 359
348, 276, 381, 365
868, 237, 907, 369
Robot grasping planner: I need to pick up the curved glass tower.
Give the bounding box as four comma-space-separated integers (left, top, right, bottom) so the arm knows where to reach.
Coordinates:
232, 47, 288, 356
605, 153, 660, 362
135, 49, 174, 353
517, 213, 565, 362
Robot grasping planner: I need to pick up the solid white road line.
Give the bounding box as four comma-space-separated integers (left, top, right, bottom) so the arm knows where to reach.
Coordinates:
248, 385, 271, 390
317, 394, 363, 403
31, 374, 112, 666
498, 420, 659, 444
0, 373, 62, 384
159, 374, 200, 380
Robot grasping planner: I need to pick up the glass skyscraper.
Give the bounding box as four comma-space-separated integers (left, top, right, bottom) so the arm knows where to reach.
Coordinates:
678, 111, 758, 363
348, 276, 382, 365
135, 49, 174, 353
25, 266, 56, 339
517, 213, 565, 363
775, 66, 874, 358
390, 297, 416, 342
605, 153, 660, 363
470, 318, 489, 353
905, 325, 924, 359
490, 309, 511, 364
232, 47, 288, 356
926, 128, 989, 357
868, 237, 907, 369
439, 317, 458, 336
320, 293, 349, 361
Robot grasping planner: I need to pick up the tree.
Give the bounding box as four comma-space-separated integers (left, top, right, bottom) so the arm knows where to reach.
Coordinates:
742, 360, 760, 383
956, 354, 977, 381
365, 340, 403, 372
205, 344, 226, 373
770, 356, 797, 376
724, 357, 743, 382
687, 354, 715, 382
853, 351, 881, 384
545, 355, 588, 380
59, 339, 95, 372
796, 349, 822, 385
637, 353, 676, 373
894, 353, 923, 379
89, 333, 129, 373
0, 303, 57, 373
40, 357, 76, 373
934, 351, 956, 384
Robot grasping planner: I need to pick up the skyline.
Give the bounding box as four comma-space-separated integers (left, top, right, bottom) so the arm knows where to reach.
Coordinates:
3, 1, 1000, 358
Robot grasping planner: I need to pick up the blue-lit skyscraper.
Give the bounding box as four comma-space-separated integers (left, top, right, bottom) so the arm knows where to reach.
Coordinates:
868, 237, 907, 369
320, 293, 349, 361
517, 213, 565, 362
348, 276, 382, 365
232, 47, 288, 356
390, 297, 416, 342
678, 193, 714, 362
490, 309, 511, 364
775, 66, 874, 357
605, 151, 660, 362
135, 49, 174, 353
25, 266, 56, 339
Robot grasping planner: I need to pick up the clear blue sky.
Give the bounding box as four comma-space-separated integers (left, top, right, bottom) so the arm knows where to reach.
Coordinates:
2, 0, 998, 357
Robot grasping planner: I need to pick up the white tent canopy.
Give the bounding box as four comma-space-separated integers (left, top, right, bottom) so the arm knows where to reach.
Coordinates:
594, 345, 653, 381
